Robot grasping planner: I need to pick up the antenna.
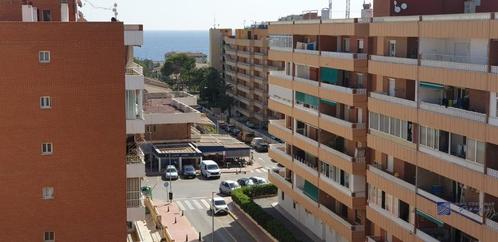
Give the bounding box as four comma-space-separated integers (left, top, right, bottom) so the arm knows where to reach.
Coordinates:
329, 0, 333, 19
112, 3, 118, 19
345, 0, 351, 18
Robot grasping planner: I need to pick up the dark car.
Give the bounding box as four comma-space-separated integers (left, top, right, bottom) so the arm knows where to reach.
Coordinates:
237, 178, 255, 187
182, 165, 196, 179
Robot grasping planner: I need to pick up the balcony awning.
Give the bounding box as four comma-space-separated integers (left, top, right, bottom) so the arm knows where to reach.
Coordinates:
303, 180, 319, 202
420, 82, 444, 90
320, 98, 337, 107
320, 67, 341, 85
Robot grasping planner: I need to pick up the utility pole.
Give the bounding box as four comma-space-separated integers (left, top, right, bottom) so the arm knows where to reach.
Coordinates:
211, 192, 215, 242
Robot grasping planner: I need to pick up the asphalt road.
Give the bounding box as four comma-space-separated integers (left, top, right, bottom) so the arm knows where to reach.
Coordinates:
143, 150, 275, 242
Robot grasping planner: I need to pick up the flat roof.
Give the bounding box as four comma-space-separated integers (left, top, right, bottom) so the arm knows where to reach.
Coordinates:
153, 143, 202, 155
195, 134, 250, 149
144, 98, 180, 114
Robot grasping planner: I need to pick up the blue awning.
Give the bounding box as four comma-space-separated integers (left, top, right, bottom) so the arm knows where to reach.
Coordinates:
420, 82, 444, 90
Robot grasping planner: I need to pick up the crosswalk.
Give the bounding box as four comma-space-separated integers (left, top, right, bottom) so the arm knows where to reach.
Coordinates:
175, 198, 213, 211
247, 168, 268, 173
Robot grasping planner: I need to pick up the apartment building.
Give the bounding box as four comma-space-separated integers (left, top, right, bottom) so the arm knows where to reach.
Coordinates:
0, 1, 145, 241
218, 25, 284, 128
267, 0, 498, 242
209, 28, 232, 72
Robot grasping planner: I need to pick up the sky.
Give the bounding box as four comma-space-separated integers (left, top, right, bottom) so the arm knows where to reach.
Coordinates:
81, 0, 369, 30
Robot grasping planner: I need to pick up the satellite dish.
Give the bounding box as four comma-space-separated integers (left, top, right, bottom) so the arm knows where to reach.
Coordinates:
401, 3, 408, 9
395, 6, 401, 13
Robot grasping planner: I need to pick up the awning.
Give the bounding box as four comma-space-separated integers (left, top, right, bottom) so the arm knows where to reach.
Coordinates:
420, 82, 444, 90
416, 210, 444, 227
320, 98, 337, 107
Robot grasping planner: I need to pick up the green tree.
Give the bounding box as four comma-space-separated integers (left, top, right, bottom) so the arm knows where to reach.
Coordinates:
160, 53, 196, 90
198, 67, 232, 111
134, 58, 160, 78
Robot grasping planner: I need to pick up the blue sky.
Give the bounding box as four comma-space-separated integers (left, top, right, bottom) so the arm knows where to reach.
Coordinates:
81, 0, 368, 30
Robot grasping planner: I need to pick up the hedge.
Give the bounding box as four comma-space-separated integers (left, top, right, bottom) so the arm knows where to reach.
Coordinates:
232, 185, 300, 242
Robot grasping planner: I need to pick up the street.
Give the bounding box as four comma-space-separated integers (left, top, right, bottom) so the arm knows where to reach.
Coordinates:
143, 150, 276, 242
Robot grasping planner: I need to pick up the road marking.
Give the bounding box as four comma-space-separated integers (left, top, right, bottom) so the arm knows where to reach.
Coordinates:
175, 201, 186, 211
258, 158, 263, 161
200, 199, 210, 209
192, 200, 203, 209
183, 200, 195, 210
260, 168, 268, 173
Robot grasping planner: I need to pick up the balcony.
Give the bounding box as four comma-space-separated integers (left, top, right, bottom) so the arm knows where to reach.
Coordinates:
127, 119, 145, 135
236, 39, 253, 46
238, 72, 252, 82
321, 18, 369, 36
367, 165, 416, 204
253, 39, 264, 47
486, 168, 498, 198
268, 97, 292, 116
124, 25, 144, 46
293, 104, 319, 127
293, 49, 320, 67
420, 13, 492, 39
319, 113, 366, 142
253, 63, 265, 71
268, 169, 293, 194
420, 101, 487, 123
293, 76, 319, 96
127, 148, 146, 178
370, 16, 420, 37
268, 47, 293, 61
225, 70, 236, 77
318, 205, 365, 242
293, 133, 319, 156
268, 71, 292, 89
319, 175, 366, 209
319, 83, 367, 108
224, 37, 236, 45
416, 189, 483, 240
320, 52, 368, 72
368, 55, 418, 80
236, 84, 251, 94
225, 59, 237, 67
235, 95, 251, 105
268, 120, 293, 144
367, 131, 417, 165
367, 204, 416, 242
225, 48, 237, 56
369, 92, 417, 122
127, 192, 146, 221
237, 61, 252, 69
319, 145, 366, 175
125, 63, 145, 91
144, 99, 202, 125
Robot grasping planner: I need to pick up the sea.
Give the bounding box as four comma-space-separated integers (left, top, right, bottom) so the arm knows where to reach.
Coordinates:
134, 31, 209, 62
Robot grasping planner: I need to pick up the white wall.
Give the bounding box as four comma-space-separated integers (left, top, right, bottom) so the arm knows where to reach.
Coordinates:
350, 174, 366, 194
419, 38, 488, 64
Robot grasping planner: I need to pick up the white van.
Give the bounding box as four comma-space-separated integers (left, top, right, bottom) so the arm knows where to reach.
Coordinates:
200, 160, 221, 179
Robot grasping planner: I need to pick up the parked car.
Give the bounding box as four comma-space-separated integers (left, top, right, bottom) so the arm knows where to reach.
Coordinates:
251, 137, 269, 152
164, 165, 179, 180
230, 128, 241, 137
246, 121, 257, 129
218, 121, 227, 130
219, 180, 240, 195
200, 160, 221, 179
237, 178, 255, 187
240, 131, 255, 143
226, 124, 236, 133
249, 176, 268, 185
211, 197, 229, 215
182, 165, 196, 179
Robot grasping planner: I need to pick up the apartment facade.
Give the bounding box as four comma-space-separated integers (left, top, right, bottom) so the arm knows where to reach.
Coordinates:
267, 1, 498, 242
220, 25, 284, 128
0, 1, 145, 241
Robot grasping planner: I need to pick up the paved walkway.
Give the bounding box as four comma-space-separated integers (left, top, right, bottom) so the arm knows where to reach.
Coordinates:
228, 202, 274, 242
254, 197, 321, 242
155, 201, 200, 242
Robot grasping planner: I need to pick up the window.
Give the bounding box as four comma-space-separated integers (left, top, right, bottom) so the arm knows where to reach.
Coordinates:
40, 96, 51, 109
342, 38, 351, 52
42, 187, 54, 200
42, 10, 52, 21
42, 143, 53, 155
39, 51, 50, 63
369, 112, 379, 130
44, 231, 55, 242
357, 39, 364, 53
388, 40, 396, 57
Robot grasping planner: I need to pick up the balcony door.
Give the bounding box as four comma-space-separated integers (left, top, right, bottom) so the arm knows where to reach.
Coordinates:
388, 40, 396, 57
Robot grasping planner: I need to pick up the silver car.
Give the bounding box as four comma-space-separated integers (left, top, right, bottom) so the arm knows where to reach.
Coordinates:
211, 197, 229, 215
219, 180, 240, 195
164, 165, 178, 180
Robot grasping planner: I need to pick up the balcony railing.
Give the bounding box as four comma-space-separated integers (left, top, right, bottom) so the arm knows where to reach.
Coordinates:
270, 46, 293, 52
420, 54, 488, 72
416, 229, 439, 242
321, 82, 367, 95
269, 70, 293, 81
320, 144, 362, 163
487, 168, 498, 179
126, 147, 144, 164
294, 132, 319, 147
321, 51, 368, 60
268, 169, 292, 188
369, 202, 415, 232
419, 101, 487, 123
127, 191, 143, 208
372, 15, 420, 23
320, 205, 364, 231
126, 63, 144, 75
320, 113, 366, 129
421, 12, 492, 21
419, 145, 485, 173
294, 158, 319, 176
370, 92, 417, 107
294, 76, 319, 87
294, 104, 319, 116
368, 165, 415, 191
370, 55, 418, 65
294, 48, 319, 55
417, 189, 483, 223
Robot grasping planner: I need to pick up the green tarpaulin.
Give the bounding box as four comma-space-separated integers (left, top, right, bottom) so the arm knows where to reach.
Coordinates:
303, 180, 319, 202
320, 67, 341, 85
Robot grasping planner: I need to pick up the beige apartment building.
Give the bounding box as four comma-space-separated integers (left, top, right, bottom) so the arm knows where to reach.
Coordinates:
211, 25, 284, 128
267, 0, 498, 242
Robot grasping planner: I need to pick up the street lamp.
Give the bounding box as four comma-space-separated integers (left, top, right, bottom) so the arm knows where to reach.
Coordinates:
211, 191, 216, 242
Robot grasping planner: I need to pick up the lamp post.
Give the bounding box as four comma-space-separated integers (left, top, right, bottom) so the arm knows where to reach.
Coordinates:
211, 191, 215, 242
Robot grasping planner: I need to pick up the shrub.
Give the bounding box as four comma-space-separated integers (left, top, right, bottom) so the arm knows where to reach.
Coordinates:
232, 186, 299, 242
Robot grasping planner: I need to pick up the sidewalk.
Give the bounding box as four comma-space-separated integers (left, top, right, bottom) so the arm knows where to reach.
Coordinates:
220, 163, 263, 174
155, 201, 199, 242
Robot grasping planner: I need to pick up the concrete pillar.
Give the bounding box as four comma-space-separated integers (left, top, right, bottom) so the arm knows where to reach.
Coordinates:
179, 157, 183, 171
490, 92, 497, 118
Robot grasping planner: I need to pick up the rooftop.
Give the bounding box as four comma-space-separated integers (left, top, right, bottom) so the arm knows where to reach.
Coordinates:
195, 134, 250, 149
154, 143, 201, 155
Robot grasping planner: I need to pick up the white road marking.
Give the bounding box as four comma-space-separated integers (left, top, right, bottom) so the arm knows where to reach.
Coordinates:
249, 170, 254, 173
192, 200, 203, 209
200, 199, 210, 209
258, 158, 263, 161
183, 200, 195, 210
175, 201, 186, 211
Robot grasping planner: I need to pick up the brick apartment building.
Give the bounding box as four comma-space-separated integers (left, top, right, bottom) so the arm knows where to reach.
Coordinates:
267, 0, 498, 241
0, 1, 145, 241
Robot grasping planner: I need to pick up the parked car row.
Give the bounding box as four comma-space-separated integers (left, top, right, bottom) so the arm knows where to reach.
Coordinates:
218, 176, 268, 195
163, 160, 222, 180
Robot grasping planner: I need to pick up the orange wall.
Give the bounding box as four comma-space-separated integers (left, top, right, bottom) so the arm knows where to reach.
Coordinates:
0, 22, 126, 241
146, 123, 191, 141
